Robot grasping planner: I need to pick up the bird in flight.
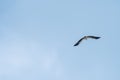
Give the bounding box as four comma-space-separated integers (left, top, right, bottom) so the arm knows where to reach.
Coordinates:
74, 36, 100, 46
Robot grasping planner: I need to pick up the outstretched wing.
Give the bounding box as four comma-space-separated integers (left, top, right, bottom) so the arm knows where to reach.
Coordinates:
87, 36, 100, 39
73, 37, 85, 46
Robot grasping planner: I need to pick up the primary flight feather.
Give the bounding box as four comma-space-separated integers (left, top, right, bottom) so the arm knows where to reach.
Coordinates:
74, 36, 100, 46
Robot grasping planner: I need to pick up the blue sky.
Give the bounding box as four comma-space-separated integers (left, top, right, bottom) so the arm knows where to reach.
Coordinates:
0, 0, 120, 80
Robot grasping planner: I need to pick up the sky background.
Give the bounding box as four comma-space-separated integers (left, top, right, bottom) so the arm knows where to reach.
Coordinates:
0, 0, 120, 80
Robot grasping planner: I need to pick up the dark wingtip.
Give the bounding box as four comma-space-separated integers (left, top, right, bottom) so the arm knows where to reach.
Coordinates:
73, 43, 79, 46
97, 37, 101, 39
73, 44, 77, 46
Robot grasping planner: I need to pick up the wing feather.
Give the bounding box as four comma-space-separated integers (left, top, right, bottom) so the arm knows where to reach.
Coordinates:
73, 37, 85, 46
87, 36, 100, 39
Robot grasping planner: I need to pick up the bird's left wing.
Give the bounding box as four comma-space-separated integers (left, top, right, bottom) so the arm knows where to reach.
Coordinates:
73, 37, 84, 46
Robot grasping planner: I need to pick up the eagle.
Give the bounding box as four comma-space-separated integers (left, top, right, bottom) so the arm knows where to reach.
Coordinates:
74, 36, 100, 46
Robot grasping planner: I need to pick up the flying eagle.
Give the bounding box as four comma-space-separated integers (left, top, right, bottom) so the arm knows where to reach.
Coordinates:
74, 36, 100, 46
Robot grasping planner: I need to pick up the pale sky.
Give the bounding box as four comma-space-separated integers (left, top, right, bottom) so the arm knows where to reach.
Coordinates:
0, 0, 120, 80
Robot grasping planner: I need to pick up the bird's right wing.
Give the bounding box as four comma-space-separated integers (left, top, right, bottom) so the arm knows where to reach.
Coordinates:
87, 36, 100, 39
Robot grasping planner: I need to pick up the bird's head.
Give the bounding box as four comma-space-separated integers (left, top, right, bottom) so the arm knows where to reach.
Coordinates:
84, 36, 87, 40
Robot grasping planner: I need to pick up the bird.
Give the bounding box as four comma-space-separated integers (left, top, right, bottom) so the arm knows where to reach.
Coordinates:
74, 36, 101, 46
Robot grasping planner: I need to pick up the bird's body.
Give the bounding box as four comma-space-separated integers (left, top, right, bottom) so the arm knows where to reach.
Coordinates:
74, 36, 100, 46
